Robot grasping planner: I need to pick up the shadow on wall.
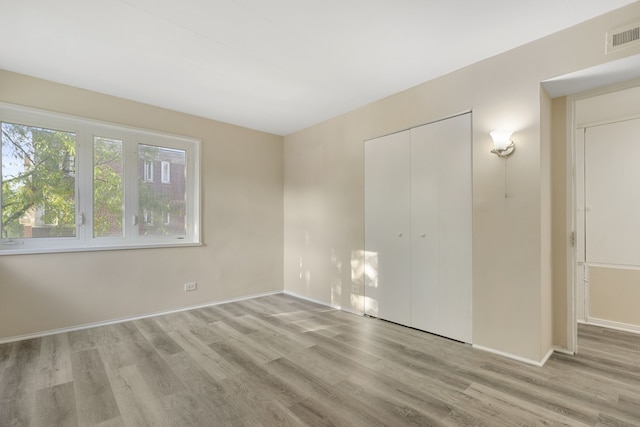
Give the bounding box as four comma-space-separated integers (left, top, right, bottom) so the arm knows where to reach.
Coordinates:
295, 227, 375, 315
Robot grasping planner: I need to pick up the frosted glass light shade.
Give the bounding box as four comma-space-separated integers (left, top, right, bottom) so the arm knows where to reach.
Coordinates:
490, 130, 513, 151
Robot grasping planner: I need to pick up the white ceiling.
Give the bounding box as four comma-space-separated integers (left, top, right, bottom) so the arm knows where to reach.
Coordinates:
0, 0, 637, 135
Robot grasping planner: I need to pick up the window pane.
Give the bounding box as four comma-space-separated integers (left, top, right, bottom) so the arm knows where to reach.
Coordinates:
1, 122, 76, 239
161, 161, 170, 183
94, 137, 123, 238
143, 161, 154, 182
138, 144, 186, 236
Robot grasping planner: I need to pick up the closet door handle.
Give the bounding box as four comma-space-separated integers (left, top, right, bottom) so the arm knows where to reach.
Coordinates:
420, 233, 426, 238
397, 233, 403, 237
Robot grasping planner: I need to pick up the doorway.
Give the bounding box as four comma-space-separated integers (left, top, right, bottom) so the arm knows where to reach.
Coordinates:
570, 83, 640, 351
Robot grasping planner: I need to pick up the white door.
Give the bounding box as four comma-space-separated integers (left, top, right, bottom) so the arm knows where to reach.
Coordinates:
409, 124, 439, 333
585, 118, 640, 266
411, 114, 472, 343
575, 129, 587, 322
364, 131, 411, 325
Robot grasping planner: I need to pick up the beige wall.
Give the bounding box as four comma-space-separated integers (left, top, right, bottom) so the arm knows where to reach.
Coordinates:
590, 267, 640, 326
283, 2, 640, 362
0, 70, 284, 340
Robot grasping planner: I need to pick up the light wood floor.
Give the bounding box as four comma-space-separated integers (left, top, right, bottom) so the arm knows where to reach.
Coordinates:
1, 294, 640, 426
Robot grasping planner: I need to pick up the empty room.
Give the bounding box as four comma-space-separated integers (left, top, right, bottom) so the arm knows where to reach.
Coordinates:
2, 1, 640, 425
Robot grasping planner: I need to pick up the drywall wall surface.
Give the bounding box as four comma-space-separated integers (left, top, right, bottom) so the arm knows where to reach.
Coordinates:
576, 84, 640, 127
590, 267, 640, 327
284, 2, 640, 362
0, 69, 284, 340
284, 112, 366, 312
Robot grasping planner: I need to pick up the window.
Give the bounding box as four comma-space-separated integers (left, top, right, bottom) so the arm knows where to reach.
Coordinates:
139, 146, 184, 236
93, 137, 123, 238
143, 160, 154, 182
0, 104, 200, 254
1, 123, 77, 239
161, 161, 171, 184
142, 209, 154, 226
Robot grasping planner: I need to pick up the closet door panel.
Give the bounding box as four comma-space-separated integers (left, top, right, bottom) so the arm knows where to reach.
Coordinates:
435, 114, 472, 343
364, 114, 472, 343
410, 125, 440, 332
364, 131, 411, 325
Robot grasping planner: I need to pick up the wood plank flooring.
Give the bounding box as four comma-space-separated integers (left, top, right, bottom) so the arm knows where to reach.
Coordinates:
1, 294, 640, 426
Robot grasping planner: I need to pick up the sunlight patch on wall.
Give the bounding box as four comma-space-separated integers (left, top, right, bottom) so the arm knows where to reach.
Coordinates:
331, 248, 342, 307
351, 249, 379, 316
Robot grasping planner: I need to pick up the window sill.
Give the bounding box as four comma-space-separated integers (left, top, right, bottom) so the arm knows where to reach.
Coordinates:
0, 241, 203, 256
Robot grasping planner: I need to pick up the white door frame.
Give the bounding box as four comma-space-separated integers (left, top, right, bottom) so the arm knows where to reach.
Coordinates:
566, 80, 640, 354
566, 93, 578, 355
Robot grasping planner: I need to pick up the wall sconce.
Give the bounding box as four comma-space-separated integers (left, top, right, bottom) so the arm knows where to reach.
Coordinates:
490, 130, 515, 158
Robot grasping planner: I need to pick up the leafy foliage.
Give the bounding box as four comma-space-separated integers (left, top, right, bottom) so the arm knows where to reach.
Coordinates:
1, 123, 76, 238
93, 138, 123, 237
1, 124, 186, 239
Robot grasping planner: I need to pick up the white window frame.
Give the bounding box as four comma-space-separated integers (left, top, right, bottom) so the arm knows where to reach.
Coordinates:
160, 161, 170, 184
0, 103, 201, 255
142, 209, 154, 225
143, 160, 154, 182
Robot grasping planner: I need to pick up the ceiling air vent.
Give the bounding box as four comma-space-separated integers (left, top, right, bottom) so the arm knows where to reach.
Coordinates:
607, 23, 640, 53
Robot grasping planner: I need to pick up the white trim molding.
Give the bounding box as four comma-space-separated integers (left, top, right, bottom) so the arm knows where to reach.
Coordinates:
0, 290, 281, 345
286, 290, 560, 366
585, 317, 640, 336
553, 346, 576, 356
473, 344, 555, 367
282, 289, 363, 316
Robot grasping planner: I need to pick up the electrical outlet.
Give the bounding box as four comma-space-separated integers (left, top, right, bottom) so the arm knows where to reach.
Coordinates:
184, 282, 197, 292
351, 284, 360, 294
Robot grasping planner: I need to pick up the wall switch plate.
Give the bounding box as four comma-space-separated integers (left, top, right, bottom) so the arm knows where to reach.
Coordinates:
184, 282, 197, 292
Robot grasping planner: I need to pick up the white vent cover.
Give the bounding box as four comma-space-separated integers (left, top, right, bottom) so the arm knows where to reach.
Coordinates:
607, 23, 640, 53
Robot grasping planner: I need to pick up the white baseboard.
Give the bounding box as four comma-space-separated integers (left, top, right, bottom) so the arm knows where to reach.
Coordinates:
282, 290, 364, 315
540, 348, 555, 365
552, 346, 575, 356
0, 290, 282, 345
287, 291, 560, 366
584, 317, 640, 335
3, 287, 561, 370
282, 289, 331, 307
473, 344, 554, 367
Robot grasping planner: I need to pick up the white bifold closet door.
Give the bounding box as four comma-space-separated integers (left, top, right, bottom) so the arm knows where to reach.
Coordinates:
410, 114, 472, 343
364, 113, 472, 343
364, 130, 412, 326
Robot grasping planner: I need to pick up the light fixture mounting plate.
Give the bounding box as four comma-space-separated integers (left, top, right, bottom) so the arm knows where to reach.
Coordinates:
491, 141, 515, 158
